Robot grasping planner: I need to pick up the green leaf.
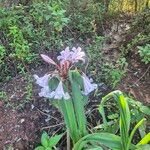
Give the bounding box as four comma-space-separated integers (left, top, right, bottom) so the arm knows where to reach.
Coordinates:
98, 90, 131, 149
137, 133, 150, 146
136, 144, 150, 150
140, 106, 150, 115
73, 133, 122, 150
138, 121, 146, 138
45, 148, 52, 150
34, 146, 45, 150
57, 99, 79, 143
70, 69, 84, 89
49, 76, 59, 91
41, 132, 49, 148
48, 134, 63, 148
69, 70, 88, 137
87, 147, 103, 150
108, 113, 119, 119
127, 118, 146, 149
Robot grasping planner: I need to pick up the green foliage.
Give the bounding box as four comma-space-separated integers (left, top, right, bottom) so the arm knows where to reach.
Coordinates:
34, 132, 63, 150
46, 75, 150, 149
120, 33, 150, 56
98, 91, 150, 150
30, 2, 69, 32
87, 36, 127, 88
132, 10, 150, 35
0, 91, 8, 102
110, 57, 127, 88
137, 44, 150, 64
73, 132, 122, 150
68, 70, 88, 137
0, 45, 6, 64
8, 25, 35, 62
0, 2, 70, 82
73, 91, 149, 150
86, 36, 106, 82
126, 97, 150, 138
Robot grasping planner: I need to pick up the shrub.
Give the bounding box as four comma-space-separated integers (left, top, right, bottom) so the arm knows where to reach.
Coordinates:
138, 44, 150, 64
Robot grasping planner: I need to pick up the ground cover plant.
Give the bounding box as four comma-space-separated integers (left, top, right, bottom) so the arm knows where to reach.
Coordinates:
0, 0, 150, 149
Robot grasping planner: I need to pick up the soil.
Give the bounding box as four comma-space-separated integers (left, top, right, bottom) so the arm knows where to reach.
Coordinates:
118, 53, 150, 105
0, 76, 63, 149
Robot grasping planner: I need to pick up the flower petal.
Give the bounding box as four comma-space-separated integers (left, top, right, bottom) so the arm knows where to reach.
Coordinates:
41, 54, 57, 65
34, 74, 50, 88
39, 86, 54, 98
57, 47, 72, 64
53, 81, 70, 100
57, 47, 85, 64
82, 74, 97, 95
71, 47, 85, 63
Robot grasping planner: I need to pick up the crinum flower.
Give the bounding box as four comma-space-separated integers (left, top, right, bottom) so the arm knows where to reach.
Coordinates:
82, 73, 97, 95
53, 81, 70, 100
57, 47, 85, 64
57, 47, 73, 64
34, 74, 51, 88
34, 47, 97, 100
71, 47, 85, 63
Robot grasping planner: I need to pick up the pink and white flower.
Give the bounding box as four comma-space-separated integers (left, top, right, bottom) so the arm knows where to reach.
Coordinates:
53, 81, 70, 100
82, 74, 97, 95
57, 47, 73, 64
57, 47, 85, 64
34, 74, 70, 100
39, 86, 54, 98
34, 47, 96, 100
33, 74, 50, 88
71, 47, 85, 63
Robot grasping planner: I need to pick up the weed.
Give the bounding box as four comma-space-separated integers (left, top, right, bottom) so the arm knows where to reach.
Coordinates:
87, 36, 127, 88
137, 44, 150, 64
34, 132, 63, 150
25, 74, 33, 102
0, 91, 8, 102
0, 45, 6, 65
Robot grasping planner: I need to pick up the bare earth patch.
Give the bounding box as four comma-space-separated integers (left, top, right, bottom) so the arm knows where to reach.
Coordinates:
0, 73, 64, 149
118, 53, 150, 105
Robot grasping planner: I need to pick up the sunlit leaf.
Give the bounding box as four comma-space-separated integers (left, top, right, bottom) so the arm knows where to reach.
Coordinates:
41, 132, 49, 148
48, 134, 63, 148
137, 133, 150, 146
73, 133, 122, 150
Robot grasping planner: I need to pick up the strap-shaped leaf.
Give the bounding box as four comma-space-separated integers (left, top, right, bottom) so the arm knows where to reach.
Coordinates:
48, 134, 63, 148
73, 133, 122, 150
136, 133, 150, 146
41, 132, 49, 148
69, 70, 88, 137
126, 118, 146, 149
136, 144, 150, 150
98, 91, 131, 149
58, 99, 79, 143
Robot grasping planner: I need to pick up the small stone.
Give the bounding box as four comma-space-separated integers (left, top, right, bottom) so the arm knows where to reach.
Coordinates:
20, 119, 25, 123
31, 104, 35, 109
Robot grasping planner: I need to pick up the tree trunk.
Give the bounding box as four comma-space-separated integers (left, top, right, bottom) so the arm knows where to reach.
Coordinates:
134, 0, 138, 12
145, 0, 149, 9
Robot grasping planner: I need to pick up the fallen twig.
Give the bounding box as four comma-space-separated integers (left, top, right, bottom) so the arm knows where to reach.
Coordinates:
41, 123, 64, 130
134, 65, 150, 85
